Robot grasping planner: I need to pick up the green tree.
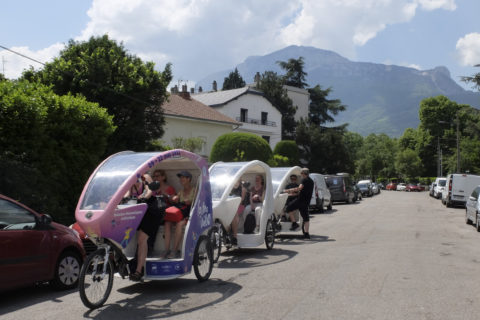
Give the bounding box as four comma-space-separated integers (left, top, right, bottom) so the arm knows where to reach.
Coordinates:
273, 140, 299, 165
210, 132, 273, 163
461, 64, 480, 91
222, 68, 246, 90
277, 57, 308, 88
170, 137, 205, 153
395, 149, 422, 180
255, 71, 296, 139
0, 80, 114, 224
308, 85, 346, 125
356, 134, 398, 180
296, 120, 353, 173
25, 34, 172, 154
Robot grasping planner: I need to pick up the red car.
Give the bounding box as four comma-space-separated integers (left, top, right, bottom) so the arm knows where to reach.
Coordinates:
406, 184, 425, 192
386, 182, 397, 190
0, 194, 85, 292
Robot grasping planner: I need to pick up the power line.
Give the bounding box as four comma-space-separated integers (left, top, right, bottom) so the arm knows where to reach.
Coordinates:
0, 45, 46, 67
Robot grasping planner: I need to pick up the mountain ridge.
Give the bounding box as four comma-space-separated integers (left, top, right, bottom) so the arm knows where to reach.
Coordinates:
197, 45, 480, 136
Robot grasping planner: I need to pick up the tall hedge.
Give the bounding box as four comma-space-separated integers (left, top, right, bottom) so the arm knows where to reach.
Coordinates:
273, 140, 299, 165
0, 80, 115, 224
210, 132, 273, 163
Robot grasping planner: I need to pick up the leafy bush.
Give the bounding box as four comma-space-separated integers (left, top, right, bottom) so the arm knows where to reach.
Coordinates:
210, 132, 273, 163
268, 154, 290, 167
273, 140, 299, 165
0, 80, 114, 224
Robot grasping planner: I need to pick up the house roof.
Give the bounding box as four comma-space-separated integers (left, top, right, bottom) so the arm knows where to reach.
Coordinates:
162, 93, 239, 125
192, 87, 265, 107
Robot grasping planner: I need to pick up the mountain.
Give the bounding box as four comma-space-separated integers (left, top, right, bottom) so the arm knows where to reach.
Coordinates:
197, 45, 480, 136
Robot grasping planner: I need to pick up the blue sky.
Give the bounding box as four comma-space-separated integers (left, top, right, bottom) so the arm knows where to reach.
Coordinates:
1, 0, 479, 91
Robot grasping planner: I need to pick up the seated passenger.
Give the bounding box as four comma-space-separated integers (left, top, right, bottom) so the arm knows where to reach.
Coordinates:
243, 175, 265, 233
163, 170, 195, 259
283, 174, 299, 220
229, 179, 249, 245
147, 169, 176, 254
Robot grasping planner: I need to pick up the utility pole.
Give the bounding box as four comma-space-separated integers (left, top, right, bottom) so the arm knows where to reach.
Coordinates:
456, 112, 460, 173
437, 137, 441, 177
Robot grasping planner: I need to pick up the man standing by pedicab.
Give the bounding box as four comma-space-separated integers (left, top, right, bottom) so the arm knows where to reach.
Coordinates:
283, 168, 314, 239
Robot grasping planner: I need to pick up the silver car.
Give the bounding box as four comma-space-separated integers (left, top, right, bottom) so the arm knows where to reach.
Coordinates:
465, 185, 480, 231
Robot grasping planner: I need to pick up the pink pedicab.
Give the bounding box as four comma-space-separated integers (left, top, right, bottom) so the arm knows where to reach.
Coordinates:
271, 166, 307, 234
208, 161, 275, 262
75, 150, 214, 309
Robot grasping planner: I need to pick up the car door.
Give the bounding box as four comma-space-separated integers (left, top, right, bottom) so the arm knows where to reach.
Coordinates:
467, 187, 480, 222
0, 198, 52, 290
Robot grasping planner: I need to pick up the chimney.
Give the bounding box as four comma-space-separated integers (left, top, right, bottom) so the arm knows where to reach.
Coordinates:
199, 86, 203, 93
212, 80, 217, 91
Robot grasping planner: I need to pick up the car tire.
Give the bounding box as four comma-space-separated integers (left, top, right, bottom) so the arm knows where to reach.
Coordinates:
476, 213, 480, 232
466, 209, 473, 225
327, 202, 332, 211
51, 250, 81, 290
318, 198, 325, 213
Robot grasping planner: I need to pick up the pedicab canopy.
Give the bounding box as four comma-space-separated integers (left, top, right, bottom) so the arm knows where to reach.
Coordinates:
270, 166, 302, 217
75, 149, 212, 248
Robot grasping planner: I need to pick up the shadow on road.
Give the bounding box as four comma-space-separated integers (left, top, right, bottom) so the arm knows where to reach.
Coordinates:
83, 278, 241, 319
0, 283, 77, 316
217, 247, 297, 269
276, 234, 335, 246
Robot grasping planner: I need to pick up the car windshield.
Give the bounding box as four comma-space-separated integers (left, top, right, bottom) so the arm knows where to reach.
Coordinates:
438, 180, 446, 187
327, 177, 342, 186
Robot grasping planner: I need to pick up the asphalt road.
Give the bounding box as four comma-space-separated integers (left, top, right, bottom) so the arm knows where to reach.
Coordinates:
2, 191, 480, 320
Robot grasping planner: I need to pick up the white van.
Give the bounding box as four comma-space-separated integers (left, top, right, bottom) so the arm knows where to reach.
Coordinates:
310, 173, 332, 213
433, 177, 446, 199
442, 173, 480, 207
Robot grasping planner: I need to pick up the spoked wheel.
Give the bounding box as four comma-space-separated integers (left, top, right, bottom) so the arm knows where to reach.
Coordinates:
265, 219, 275, 250
79, 248, 114, 309
193, 235, 213, 282
208, 224, 222, 263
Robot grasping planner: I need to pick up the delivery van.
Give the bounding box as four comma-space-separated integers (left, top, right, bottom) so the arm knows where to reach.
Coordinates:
442, 173, 480, 207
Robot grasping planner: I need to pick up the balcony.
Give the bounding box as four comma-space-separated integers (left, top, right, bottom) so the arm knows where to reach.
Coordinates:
235, 117, 277, 127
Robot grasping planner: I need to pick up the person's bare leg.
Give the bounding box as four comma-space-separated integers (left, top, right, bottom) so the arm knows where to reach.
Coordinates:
135, 230, 148, 273
173, 219, 187, 252
163, 221, 172, 256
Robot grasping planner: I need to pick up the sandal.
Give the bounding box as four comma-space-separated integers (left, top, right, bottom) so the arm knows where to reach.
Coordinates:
129, 271, 142, 282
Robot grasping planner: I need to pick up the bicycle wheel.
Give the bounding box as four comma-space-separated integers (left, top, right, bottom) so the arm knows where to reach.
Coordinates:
265, 219, 275, 250
193, 235, 213, 282
208, 225, 222, 263
79, 248, 114, 309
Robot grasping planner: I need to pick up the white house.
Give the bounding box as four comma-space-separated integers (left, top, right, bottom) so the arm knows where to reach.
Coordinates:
192, 87, 282, 149
161, 91, 240, 158
284, 85, 310, 122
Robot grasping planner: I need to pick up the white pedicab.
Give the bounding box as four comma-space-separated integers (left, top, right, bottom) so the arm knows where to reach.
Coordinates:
271, 166, 306, 234
75, 150, 214, 309
208, 161, 275, 261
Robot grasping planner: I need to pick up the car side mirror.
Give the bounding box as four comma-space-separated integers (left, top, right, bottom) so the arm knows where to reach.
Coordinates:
40, 214, 52, 226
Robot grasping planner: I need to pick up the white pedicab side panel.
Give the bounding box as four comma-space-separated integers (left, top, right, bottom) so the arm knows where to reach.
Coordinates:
209, 160, 274, 249
212, 198, 241, 230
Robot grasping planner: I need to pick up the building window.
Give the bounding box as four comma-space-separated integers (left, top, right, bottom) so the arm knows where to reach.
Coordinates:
261, 112, 268, 125
240, 108, 248, 122
262, 135, 270, 144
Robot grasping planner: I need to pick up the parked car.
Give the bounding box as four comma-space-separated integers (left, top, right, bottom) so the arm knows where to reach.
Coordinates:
377, 183, 385, 190
309, 173, 332, 213
429, 182, 437, 197
442, 174, 480, 207
326, 173, 356, 204
433, 177, 446, 199
406, 184, 424, 192
0, 194, 85, 292
386, 182, 397, 190
371, 183, 381, 194
396, 183, 407, 191
465, 185, 480, 231
353, 184, 363, 201
357, 182, 373, 197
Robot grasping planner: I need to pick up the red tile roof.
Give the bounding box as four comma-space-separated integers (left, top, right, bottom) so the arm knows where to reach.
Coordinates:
162, 93, 239, 125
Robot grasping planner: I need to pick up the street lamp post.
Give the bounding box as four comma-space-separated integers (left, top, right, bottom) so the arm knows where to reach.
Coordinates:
438, 113, 461, 174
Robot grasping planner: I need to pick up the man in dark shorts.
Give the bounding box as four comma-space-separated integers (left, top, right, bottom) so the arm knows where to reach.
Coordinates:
284, 168, 314, 239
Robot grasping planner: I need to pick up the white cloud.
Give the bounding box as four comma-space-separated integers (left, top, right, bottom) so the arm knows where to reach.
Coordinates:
1, 0, 458, 80
0, 43, 64, 79
456, 33, 480, 66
